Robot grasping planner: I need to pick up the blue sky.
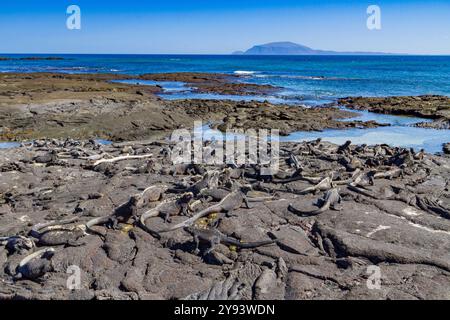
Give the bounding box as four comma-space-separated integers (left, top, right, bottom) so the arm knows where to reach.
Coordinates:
0, 0, 449, 54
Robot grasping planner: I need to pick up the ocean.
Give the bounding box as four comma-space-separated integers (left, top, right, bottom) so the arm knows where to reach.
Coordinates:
1, 54, 449, 152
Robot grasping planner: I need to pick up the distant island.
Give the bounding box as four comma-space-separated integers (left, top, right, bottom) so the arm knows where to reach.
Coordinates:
233, 41, 391, 55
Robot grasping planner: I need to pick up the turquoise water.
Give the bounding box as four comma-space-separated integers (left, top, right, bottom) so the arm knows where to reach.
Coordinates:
1, 54, 449, 102
0, 54, 449, 152
114, 79, 305, 104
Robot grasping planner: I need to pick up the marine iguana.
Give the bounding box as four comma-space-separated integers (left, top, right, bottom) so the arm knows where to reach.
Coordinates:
141, 192, 194, 223
168, 171, 219, 196
307, 145, 341, 162
30, 217, 85, 246
372, 167, 403, 180
158, 190, 277, 233
85, 185, 167, 236
221, 167, 245, 187
349, 170, 375, 188
198, 187, 278, 227
199, 188, 231, 202
287, 153, 303, 170
288, 188, 342, 216
32, 150, 58, 164
413, 148, 425, 160
306, 138, 323, 153
223, 166, 245, 179
139, 185, 168, 206
340, 155, 363, 171
85, 194, 141, 236
330, 169, 362, 186
15, 248, 55, 280
296, 176, 333, 195
166, 163, 206, 176
184, 226, 275, 256
354, 144, 369, 155
337, 140, 352, 155
0, 235, 35, 254
139, 192, 195, 237
347, 184, 381, 199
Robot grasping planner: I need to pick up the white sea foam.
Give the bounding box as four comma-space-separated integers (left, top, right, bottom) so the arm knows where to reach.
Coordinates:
234, 70, 256, 75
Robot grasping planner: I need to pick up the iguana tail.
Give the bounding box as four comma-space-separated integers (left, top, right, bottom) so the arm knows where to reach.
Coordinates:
223, 236, 276, 249
139, 208, 162, 239
237, 240, 276, 249
288, 203, 329, 217
85, 216, 110, 237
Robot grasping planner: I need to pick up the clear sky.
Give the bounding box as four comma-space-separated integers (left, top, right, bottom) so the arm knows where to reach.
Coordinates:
0, 0, 449, 54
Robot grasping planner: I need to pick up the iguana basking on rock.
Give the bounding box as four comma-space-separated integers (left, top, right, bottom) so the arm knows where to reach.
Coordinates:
337, 140, 352, 155
86, 195, 140, 235
30, 217, 85, 246
15, 248, 55, 280
139, 192, 195, 237
158, 190, 277, 233
140, 192, 194, 223
184, 226, 275, 256
297, 176, 333, 195
168, 171, 219, 196
0, 236, 35, 254
86, 185, 167, 236
199, 188, 231, 202
32, 150, 58, 164
288, 188, 342, 216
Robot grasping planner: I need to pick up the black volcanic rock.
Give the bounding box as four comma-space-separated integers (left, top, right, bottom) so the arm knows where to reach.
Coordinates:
444, 143, 450, 154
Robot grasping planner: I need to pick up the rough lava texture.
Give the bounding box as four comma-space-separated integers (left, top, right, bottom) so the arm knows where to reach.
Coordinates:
0, 138, 449, 300
338, 95, 450, 129
0, 73, 384, 141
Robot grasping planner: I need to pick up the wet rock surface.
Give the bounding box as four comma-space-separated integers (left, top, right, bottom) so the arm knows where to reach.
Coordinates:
416, 118, 450, 130
338, 95, 450, 129
165, 99, 385, 136
139, 72, 280, 96
0, 138, 449, 300
0, 73, 383, 141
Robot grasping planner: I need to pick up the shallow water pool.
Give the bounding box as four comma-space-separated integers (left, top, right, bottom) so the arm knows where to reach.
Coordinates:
112, 79, 189, 93
196, 121, 448, 154
0, 142, 20, 149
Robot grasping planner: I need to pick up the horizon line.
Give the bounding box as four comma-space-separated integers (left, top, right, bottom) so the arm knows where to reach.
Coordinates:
2, 52, 450, 56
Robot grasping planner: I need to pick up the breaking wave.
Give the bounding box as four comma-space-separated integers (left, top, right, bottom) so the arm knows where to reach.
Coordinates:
234, 70, 256, 75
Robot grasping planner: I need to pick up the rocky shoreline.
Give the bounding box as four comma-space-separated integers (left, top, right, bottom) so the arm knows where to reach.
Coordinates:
0, 72, 384, 142
139, 72, 280, 96
338, 95, 450, 130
